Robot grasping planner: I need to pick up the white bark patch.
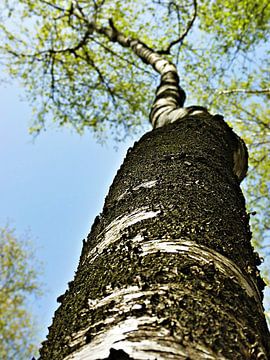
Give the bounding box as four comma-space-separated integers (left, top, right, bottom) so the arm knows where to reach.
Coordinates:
66, 284, 232, 359
66, 285, 183, 356
154, 108, 207, 128
133, 180, 157, 191
63, 315, 225, 360
87, 285, 145, 310
86, 208, 160, 263
117, 180, 157, 201
132, 238, 262, 310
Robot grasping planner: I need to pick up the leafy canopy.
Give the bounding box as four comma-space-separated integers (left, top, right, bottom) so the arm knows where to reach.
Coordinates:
0, 226, 43, 360
0, 1, 269, 253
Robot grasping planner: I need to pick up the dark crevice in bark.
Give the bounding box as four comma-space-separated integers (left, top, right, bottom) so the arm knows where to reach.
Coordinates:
106, 348, 133, 359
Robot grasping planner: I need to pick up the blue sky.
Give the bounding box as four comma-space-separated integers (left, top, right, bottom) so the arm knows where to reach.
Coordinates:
0, 81, 147, 343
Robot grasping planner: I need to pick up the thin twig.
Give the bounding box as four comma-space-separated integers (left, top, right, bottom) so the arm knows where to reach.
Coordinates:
78, 48, 117, 104
232, 101, 270, 130
158, 0, 197, 54
217, 88, 270, 96
39, 0, 65, 12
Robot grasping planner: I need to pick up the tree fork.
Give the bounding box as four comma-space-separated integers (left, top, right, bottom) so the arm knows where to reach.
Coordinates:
84, 19, 248, 182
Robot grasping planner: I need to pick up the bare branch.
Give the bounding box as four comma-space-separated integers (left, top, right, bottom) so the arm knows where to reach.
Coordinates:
217, 88, 270, 96
158, 0, 197, 54
91, 18, 187, 127
80, 48, 117, 104
50, 51, 56, 100
38, 0, 65, 12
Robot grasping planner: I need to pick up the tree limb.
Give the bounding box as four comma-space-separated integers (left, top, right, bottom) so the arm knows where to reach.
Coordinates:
90, 18, 187, 127
39, 0, 65, 12
157, 0, 197, 54
217, 88, 270, 96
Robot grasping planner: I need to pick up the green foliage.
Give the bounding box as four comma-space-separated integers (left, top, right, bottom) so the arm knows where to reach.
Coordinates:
0, 0, 195, 138
0, 0, 269, 260
200, 0, 269, 49
0, 226, 42, 360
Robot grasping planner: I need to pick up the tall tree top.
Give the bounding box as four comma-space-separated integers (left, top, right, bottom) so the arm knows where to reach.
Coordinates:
0, 0, 270, 249
0, 0, 269, 136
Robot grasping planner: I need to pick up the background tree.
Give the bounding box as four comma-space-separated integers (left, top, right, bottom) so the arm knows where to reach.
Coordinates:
0, 225, 43, 360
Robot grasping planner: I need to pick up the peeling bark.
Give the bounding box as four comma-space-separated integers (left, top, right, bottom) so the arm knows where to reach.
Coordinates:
39, 112, 270, 359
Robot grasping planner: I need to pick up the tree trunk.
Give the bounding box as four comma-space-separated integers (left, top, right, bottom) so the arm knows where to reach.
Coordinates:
39, 113, 270, 359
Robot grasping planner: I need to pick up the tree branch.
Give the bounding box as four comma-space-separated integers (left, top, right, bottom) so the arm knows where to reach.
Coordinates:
231, 101, 270, 131
90, 37, 154, 76
92, 18, 187, 127
80, 48, 117, 104
157, 0, 197, 55
217, 88, 270, 96
39, 0, 65, 12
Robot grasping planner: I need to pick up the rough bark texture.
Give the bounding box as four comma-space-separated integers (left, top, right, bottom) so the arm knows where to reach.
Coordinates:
39, 113, 270, 359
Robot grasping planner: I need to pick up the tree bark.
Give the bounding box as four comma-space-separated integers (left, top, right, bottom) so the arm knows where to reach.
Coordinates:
39, 112, 270, 359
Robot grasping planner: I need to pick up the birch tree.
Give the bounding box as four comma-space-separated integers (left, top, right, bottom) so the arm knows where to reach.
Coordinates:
0, 226, 42, 360
0, 0, 270, 358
